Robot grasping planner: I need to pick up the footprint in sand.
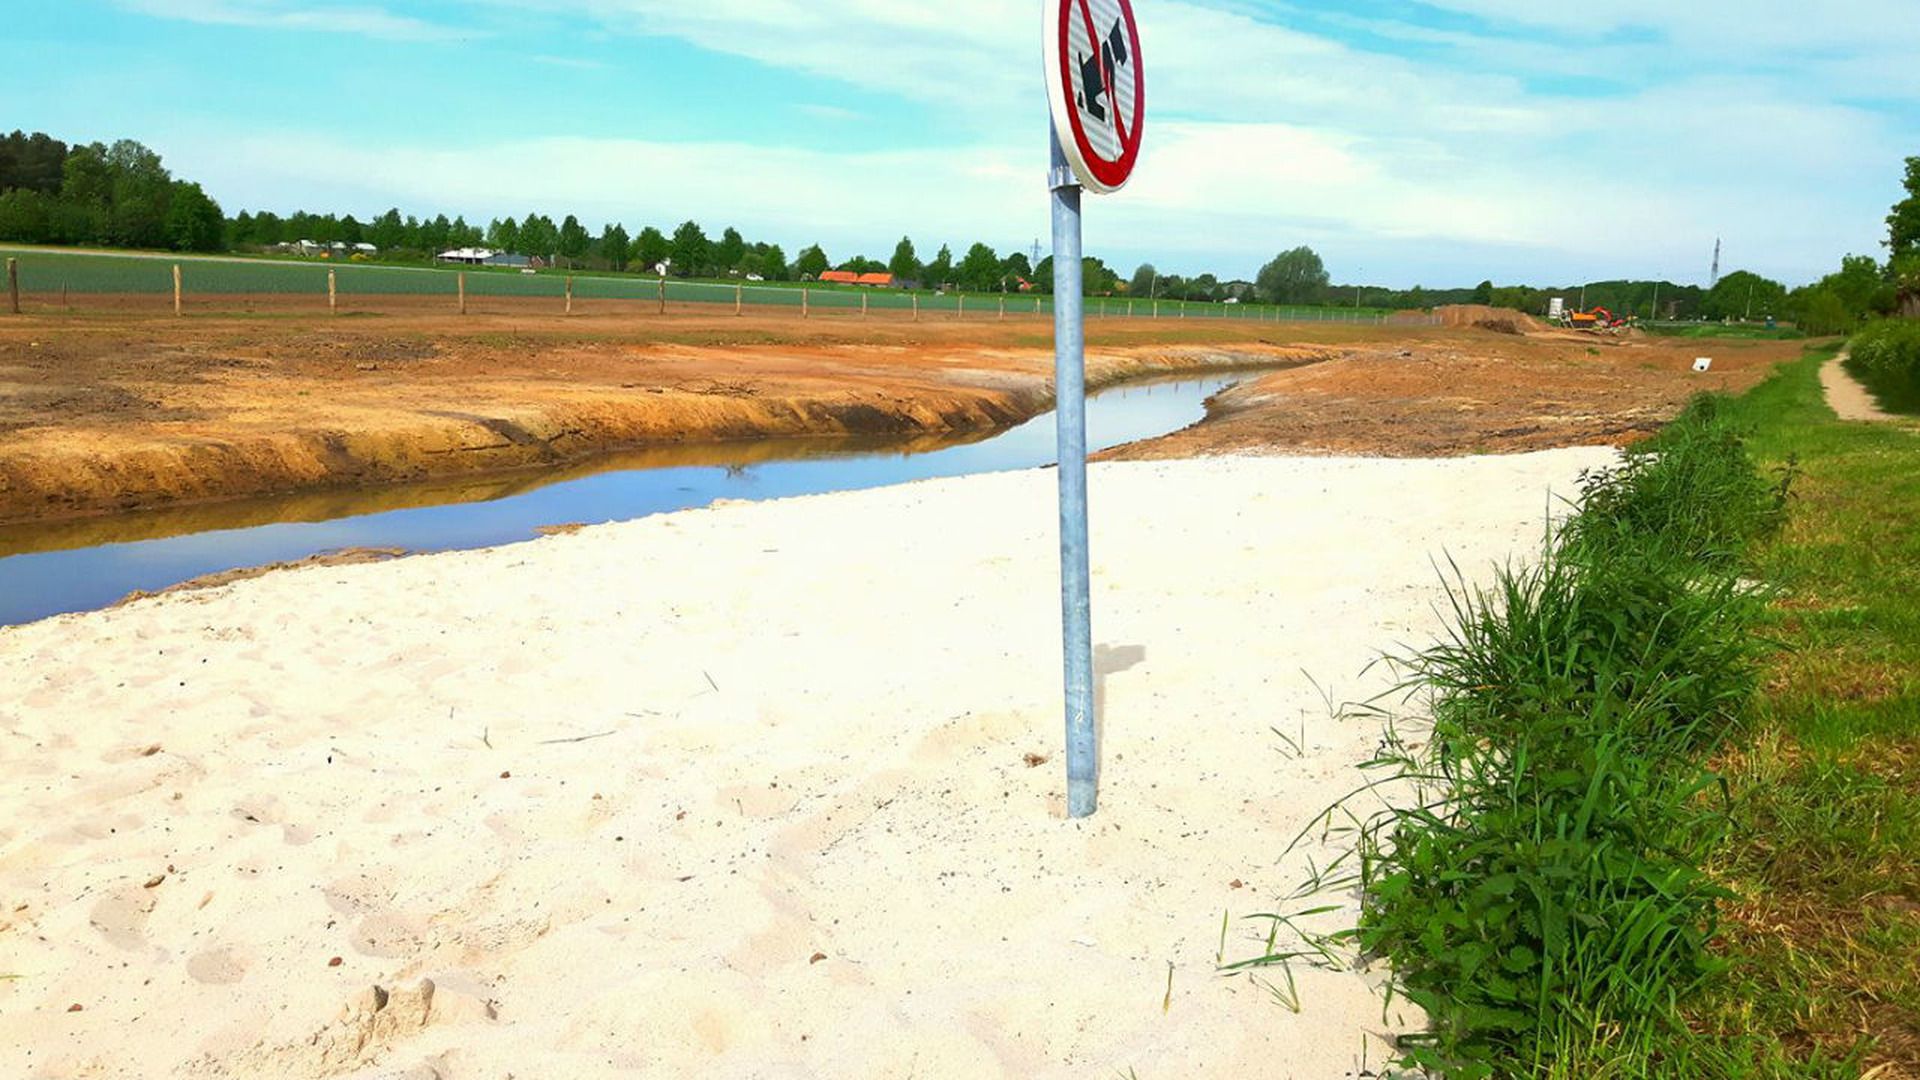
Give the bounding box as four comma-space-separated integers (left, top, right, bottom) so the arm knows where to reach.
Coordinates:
911, 710, 1032, 764
350, 912, 426, 959
232, 793, 285, 826
88, 884, 156, 951
99, 742, 165, 765
767, 769, 913, 864
186, 947, 250, 985
714, 783, 801, 820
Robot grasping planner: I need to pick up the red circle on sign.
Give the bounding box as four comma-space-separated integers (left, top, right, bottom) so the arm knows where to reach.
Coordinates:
1048, 0, 1145, 193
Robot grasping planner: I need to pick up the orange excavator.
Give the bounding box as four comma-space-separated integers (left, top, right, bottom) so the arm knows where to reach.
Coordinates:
1567, 306, 1629, 331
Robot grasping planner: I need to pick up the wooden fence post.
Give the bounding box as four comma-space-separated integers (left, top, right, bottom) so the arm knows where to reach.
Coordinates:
173, 264, 182, 316
458, 271, 466, 315
912, 293, 919, 321
862, 291, 869, 317
328, 269, 337, 315
62, 281, 69, 310
565, 276, 574, 316
957, 294, 964, 319
6, 258, 18, 315
735, 283, 742, 316
802, 287, 809, 318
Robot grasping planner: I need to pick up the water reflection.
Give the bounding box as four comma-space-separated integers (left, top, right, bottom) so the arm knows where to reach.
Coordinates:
0, 374, 1239, 625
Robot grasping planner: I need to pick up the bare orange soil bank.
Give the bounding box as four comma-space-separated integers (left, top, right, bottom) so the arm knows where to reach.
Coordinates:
0, 303, 1330, 525
1110, 329, 1810, 460
0, 300, 1809, 524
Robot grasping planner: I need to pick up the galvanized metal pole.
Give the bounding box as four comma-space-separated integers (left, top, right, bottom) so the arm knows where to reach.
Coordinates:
1049, 121, 1097, 819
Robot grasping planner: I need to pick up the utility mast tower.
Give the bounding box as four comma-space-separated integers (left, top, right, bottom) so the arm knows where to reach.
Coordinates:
1032, 239, 1043, 267
1710, 238, 1722, 288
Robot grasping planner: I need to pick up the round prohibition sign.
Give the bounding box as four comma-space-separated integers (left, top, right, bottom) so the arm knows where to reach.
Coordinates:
1045, 0, 1146, 194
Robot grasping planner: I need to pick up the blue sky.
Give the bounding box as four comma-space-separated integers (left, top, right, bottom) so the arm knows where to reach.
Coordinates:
5, 0, 1917, 287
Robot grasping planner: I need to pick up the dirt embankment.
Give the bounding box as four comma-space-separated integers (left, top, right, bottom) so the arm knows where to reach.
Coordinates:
1108, 333, 1812, 460
0, 306, 1333, 525
0, 302, 1820, 525
1431, 304, 1547, 336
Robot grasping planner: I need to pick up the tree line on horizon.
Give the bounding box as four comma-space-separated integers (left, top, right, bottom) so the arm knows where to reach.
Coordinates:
3, 130, 1914, 321
0, 131, 224, 254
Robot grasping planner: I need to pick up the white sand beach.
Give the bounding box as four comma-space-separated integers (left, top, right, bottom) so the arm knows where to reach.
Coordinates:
0, 449, 1614, 1079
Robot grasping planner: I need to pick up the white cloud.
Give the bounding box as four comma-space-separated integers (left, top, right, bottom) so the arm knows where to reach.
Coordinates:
156, 119, 1685, 284
146, 0, 1920, 284
491, 0, 1911, 282
489, 0, 1035, 114
120, 0, 470, 42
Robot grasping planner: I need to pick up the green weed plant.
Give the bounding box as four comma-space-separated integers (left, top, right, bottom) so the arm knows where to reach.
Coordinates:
1238, 394, 1795, 1077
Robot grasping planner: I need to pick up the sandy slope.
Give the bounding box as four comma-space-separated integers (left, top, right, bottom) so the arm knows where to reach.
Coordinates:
0, 450, 1613, 1078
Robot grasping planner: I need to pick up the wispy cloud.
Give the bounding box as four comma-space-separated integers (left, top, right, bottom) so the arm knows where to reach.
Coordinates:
106, 0, 1920, 284
120, 0, 472, 43
477, 0, 1912, 282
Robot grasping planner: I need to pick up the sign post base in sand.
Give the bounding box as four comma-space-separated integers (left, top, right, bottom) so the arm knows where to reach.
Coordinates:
1046, 0, 1145, 818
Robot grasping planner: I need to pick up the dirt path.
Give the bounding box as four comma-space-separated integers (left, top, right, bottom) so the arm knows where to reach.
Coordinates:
1821, 353, 1903, 422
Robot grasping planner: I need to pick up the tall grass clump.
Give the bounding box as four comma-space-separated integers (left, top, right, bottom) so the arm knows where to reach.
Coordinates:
1242, 394, 1793, 1077
1560, 394, 1792, 569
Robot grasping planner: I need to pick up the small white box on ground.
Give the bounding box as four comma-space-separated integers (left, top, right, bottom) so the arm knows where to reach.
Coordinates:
1693, 357, 1713, 373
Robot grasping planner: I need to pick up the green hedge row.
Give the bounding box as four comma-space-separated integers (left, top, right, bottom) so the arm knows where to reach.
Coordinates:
1846, 319, 1920, 413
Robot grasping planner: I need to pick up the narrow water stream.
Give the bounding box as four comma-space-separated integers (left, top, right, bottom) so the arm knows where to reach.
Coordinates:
0, 374, 1241, 626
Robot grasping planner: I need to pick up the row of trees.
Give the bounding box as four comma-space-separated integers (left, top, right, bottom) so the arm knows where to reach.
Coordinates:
1417, 162, 1920, 330
1789, 157, 1920, 331
0, 131, 1327, 299
0, 132, 223, 252
10, 130, 1917, 318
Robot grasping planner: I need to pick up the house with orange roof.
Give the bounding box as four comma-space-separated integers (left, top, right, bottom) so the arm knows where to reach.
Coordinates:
817, 270, 898, 288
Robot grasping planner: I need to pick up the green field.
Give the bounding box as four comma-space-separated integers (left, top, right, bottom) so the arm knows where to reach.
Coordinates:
0, 245, 1410, 324
1644, 321, 1808, 340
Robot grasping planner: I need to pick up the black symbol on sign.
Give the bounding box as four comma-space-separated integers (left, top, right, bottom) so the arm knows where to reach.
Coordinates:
1075, 19, 1130, 125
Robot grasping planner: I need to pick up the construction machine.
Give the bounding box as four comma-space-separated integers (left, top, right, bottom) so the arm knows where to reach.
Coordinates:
1566, 306, 1629, 332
